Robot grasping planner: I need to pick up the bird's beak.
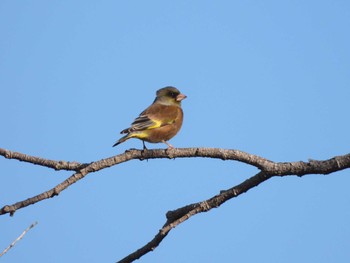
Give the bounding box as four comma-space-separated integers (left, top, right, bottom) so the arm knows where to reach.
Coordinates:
176, 93, 187, 102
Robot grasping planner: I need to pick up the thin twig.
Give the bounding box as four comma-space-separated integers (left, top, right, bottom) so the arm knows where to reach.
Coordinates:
0, 148, 85, 171
0, 221, 38, 257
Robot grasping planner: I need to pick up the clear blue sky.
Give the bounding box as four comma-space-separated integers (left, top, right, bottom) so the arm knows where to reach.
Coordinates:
1, 1, 350, 262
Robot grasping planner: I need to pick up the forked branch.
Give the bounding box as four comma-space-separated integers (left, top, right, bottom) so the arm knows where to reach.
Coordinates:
1, 147, 349, 262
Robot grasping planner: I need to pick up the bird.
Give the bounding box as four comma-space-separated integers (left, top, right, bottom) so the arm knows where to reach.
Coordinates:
113, 86, 187, 149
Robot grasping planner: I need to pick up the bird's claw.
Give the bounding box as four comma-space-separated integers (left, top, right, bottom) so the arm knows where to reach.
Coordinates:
165, 147, 175, 159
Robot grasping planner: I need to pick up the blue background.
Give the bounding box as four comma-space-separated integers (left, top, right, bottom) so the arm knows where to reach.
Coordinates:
1, 1, 350, 262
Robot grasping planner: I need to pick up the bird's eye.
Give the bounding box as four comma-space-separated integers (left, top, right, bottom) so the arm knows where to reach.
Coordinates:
169, 91, 176, 98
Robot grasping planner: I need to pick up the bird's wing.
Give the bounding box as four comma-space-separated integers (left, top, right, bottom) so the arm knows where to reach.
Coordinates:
129, 115, 160, 131
122, 103, 179, 133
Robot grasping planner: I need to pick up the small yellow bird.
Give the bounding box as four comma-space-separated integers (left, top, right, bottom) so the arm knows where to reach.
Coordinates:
113, 86, 187, 149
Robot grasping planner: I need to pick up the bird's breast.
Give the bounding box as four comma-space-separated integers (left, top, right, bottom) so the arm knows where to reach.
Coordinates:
143, 107, 183, 143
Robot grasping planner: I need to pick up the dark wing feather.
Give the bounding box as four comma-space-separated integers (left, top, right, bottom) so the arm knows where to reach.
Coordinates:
129, 115, 157, 131
120, 103, 180, 134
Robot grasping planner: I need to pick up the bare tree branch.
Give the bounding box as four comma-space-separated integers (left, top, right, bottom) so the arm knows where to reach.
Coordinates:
0, 148, 85, 171
1, 147, 350, 262
117, 151, 350, 263
117, 171, 269, 263
1, 147, 349, 217
0, 221, 38, 258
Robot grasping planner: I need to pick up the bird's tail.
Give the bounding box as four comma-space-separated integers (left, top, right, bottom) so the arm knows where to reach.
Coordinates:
112, 134, 130, 147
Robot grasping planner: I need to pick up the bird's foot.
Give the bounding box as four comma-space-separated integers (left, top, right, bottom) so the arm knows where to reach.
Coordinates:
165, 146, 176, 159
141, 141, 149, 161
162, 140, 174, 149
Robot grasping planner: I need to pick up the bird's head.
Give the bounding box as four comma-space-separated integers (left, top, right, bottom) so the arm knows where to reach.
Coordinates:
155, 86, 187, 106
